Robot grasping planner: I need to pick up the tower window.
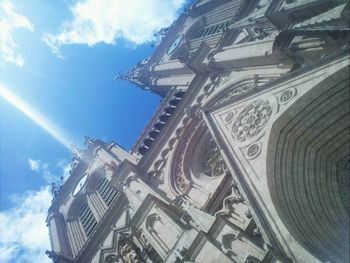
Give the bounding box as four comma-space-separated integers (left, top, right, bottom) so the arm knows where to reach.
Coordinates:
97, 179, 118, 206
195, 20, 230, 39
79, 205, 97, 237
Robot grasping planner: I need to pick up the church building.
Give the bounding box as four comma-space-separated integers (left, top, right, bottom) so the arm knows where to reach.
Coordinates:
46, 0, 350, 262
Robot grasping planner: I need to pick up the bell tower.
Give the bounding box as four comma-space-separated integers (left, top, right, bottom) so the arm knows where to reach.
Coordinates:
46, 136, 137, 262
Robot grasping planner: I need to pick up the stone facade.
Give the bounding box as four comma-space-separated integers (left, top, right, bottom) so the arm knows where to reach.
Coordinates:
46, 1, 350, 262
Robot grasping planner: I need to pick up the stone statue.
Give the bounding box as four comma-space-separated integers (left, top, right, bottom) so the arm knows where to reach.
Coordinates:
45, 250, 58, 259
117, 233, 144, 263
50, 183, 59, 197
120, 243, 141, 263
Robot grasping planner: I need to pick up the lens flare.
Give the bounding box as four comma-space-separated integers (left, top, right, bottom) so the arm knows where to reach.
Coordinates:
0, 84, 70, 148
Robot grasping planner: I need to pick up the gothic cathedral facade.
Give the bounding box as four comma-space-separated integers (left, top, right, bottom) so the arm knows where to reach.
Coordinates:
46, 0, 350, 262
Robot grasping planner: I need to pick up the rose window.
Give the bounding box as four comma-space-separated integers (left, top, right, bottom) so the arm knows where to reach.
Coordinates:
232, 100, 272, 142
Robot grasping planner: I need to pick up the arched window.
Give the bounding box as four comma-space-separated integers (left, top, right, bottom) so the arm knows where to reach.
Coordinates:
199, 138, 227, 178
97, 178, 118, 206
145, 213, 178, 256
79, 204, 97, 237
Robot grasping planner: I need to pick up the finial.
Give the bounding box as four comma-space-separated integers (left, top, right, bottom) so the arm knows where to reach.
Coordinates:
69, 140, 82, 159
84, 136, 95, 146
112, 57, 150, 89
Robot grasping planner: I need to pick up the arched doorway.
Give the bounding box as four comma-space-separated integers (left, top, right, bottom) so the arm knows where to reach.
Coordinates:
267, 67, 349, 263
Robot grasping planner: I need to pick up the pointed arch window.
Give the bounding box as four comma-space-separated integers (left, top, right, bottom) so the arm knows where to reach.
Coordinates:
97, 178, 118, 206
79, 204, 97, 237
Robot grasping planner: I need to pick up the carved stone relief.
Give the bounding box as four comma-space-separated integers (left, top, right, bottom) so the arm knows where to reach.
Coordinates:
232, 100, 272, 142
215, 80, 258, 106
246, 143, 262, 160
172, 122, 200, 193
279, 88, 297, 104
224, 111, 235, 124
117, 233, 144, 263
216, 180, 250, 226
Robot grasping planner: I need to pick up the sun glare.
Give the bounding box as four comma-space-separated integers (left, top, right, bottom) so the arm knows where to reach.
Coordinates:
0, 84, 70, 148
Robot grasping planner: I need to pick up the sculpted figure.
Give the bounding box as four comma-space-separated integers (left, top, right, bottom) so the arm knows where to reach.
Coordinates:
117, 233, 144, 263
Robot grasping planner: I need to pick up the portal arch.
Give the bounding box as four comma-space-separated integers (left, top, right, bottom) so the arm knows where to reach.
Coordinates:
266, 67, 349, 262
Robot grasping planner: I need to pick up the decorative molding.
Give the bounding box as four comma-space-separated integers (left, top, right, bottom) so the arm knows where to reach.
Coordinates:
172, 122, 200, 193
204, 74, 280, 110
215, 76, 259, 106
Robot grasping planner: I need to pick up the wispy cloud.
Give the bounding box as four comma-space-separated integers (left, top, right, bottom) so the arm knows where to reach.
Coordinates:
42, 0, 186, 58
0, 1, 34, 67
28, 159, 40, 171
27, 158, 71, 183
56, 159, 71, 180
0, 188, 51, 263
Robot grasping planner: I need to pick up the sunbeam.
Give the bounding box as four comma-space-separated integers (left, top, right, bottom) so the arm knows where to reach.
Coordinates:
0, 84, 70, 148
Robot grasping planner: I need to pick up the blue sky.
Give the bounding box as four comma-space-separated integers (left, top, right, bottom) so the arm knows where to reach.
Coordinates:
0, 0, 186, 262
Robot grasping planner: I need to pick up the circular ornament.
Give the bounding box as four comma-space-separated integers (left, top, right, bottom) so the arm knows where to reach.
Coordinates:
280, 89, 294, 103
224, 112, 235, 123
232, 100, 272, 142
167, 34, 183, 54
246, 143, 261, 159
73, 173, 88, 196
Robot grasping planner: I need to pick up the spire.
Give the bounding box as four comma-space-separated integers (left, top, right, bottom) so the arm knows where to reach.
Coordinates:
69, 140, 83, 159
113, 57, 150, 91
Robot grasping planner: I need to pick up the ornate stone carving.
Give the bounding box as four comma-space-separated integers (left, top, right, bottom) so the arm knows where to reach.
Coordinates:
185, 104, 202, 120
175, 175, 190, 193
224, 111, 235, 124
117, 233, 144, 263
279, 88, 296, 104
232, 100, 272, 142
246, 143, 262, 159
216, 82, 257, 106
173, 123, 200, 193
200, 139, 227, 177
216, 180, 246, 220
280, 89, 293, 102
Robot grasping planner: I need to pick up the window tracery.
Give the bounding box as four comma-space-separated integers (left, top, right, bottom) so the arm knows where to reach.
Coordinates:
199, 138, 227, 177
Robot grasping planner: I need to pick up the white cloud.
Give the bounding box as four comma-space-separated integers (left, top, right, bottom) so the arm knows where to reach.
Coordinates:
56, 159, 71, 180
28, 159, 40, 171
43, 0, 186, 57
28, 158, 71, 183
0, 187, 51, 263
0, 1, 34, 67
